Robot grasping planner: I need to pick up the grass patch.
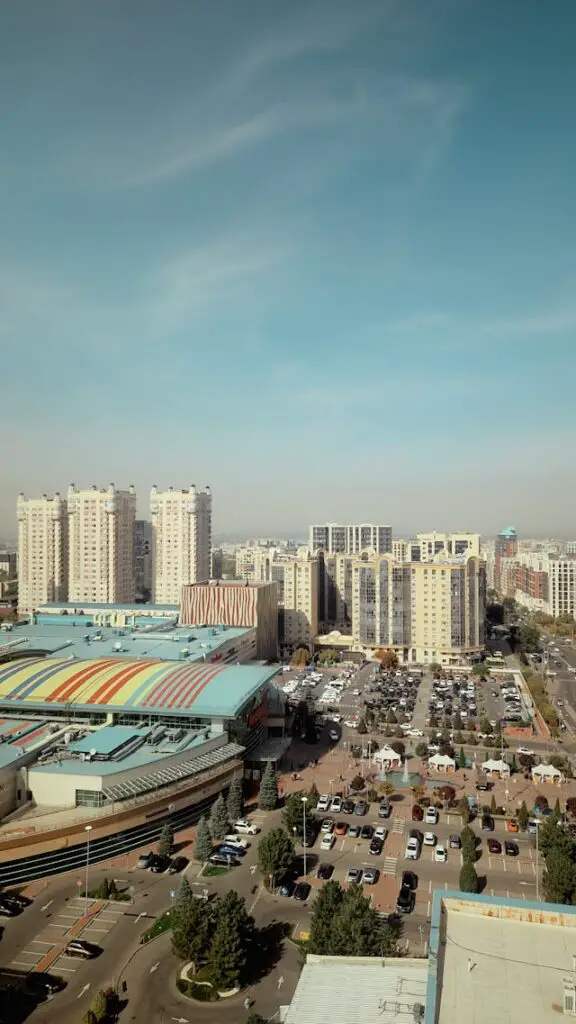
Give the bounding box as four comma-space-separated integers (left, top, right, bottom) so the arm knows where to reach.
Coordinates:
176, 977, 219, 1002
202, 865, 230, 877
141, 909, 174, 943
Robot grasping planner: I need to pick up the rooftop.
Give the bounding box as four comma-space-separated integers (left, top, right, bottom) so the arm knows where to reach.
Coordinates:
37, 602, 179, 612
29, 728, 215, 777
427, 891, 576, 1024
0, 658, 280, 718
0, 622, 252, 664
284, 955, 427, 1024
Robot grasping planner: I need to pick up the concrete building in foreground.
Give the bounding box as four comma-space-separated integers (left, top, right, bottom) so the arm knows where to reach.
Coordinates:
427, 890, 576, 1023
67, 483, 136, 605
150, 485, 212, 604
17, 492, 68, 613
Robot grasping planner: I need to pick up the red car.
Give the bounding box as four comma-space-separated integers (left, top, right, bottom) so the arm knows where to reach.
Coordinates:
487, 838, 502, 854
412, 805, 424, 821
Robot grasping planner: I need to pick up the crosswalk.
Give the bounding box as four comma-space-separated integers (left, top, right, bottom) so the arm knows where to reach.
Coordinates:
382, 856, 398, 876
392, 818, 405, 834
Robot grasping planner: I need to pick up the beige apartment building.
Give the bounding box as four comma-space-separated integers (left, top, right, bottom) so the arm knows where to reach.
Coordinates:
309, 523, 392, 555
150, 485, 212, 604
278, 548, 319, 650
235, 545, 278, 581
68, 484, 136, 605
349, 553, 485, 665
17, 493, 68, 613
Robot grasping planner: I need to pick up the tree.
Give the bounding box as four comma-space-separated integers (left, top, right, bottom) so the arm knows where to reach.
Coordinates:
350, 774, 365, 791
490, 794, 497, 814
480, 718, 493, 735
158, 822, 174, 858
535, 795, 549, 811
428, 713, 438, 729
172, 886, 214, 965
89, 991, 108, 1024
518, 753, 535, 769
458, 746, 466, 769
438, 785, 456, 802
460, 826, 477, 862
375, 648, 398, 671
257, 828, 295, 888
390, 740, 405, 757
517, 801, 529, 831
283, 793, 307, 837
553, 797, 562, 820
307, 781, 320, 807
210, 794, 230, 841
309, 879, 344, 953
194, 815, 213, 862
83, 1012, 98, 1024
415, 741, 429, 758
543, 848, 576, 905
246, 1016, 269, 1024
258, 761, 279, 811
459, 860, 479, 893
356, 717, 367, 734
379, 781, 395, 797
292, 647, 311, 666
429, 663, 443, 678
208, 891, 254, 990
386, 709, 398, 725
226, 776, 244, 823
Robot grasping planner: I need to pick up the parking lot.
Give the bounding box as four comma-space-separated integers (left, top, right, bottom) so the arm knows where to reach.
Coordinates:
4, 896, 126, 979
284, 796, 540, 951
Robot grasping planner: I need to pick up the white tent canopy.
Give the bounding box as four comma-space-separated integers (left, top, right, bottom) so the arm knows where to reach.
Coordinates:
531, 763, 563, 780
428, 753, 456, 769
373, 744, 402, 766
481, 758, 511, 775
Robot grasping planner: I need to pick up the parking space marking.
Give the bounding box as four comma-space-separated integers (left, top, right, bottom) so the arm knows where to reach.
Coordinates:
488, 856, 492, 869
10, 960, 40, 969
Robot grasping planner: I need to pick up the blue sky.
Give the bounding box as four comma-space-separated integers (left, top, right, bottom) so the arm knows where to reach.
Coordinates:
2, 0, 576, 537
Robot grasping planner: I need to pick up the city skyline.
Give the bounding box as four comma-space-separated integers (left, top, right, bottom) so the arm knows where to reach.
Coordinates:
2, 0, 576, 535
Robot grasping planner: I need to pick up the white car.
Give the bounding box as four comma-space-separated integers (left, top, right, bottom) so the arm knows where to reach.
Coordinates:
425, 807, 439, 825
317, 794, 331, 811
344, 720, 358, 728
423, 832, 436, 847
223, 834, 250, 849
517, 746, 534, 756
320, 833, 336, 851
405, 837, 420, 860
374, 826, 387, 842
232, 820, 260, 836
408, 728, 424, 737
330, 796, 343, 813
435, 845, 447, 862
331, 714, 343, 722
352, 689, 361, 696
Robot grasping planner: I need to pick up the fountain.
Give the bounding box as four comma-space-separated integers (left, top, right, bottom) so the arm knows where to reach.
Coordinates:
402, 758, 410, 785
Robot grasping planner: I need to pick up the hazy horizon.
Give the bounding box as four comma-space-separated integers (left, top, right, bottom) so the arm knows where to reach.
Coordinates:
3, 1, 575, 537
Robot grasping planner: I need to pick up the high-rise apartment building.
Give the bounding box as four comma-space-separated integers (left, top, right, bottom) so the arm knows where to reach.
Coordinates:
150, 485, 212, 604
276, 548, 319, 650
415, 531, 481, 560
350, 553, 485, 664
310, 523, 392, 555
68, 484, 136, 605
134, 520, 153, 600
17, 492, 68, 612
235, 545, 277, 581
317, 552, 355, 632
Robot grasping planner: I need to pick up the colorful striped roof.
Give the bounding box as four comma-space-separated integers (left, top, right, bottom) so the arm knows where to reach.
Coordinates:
0, 658, 279, 717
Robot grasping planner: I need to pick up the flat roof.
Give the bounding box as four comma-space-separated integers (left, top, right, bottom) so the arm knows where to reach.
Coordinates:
0, 658, 279, 718
69, 725, 147, 755
0, 622, 252, 663
37, 602, 179, 612
284, 955, 427, 1024
29, 729, 212, 777
427, 891, 576, 1024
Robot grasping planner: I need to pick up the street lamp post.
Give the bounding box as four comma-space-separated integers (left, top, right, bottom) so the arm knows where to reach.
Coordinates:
84, 825, 93, 915
301, 797, 308, 877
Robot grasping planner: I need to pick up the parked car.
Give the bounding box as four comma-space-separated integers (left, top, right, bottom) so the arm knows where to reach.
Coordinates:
475, 782, 492, 792
209, 853, 239, 867
423, 832, 436, 847
348, 824, 362, 839
330, 796, 343, 813
150, 855, 171, 873
369, 837, 383, 856
0, 902, 18, 918
401, 870, 418, 890
354, 800, 368, 816
378, 800, 391, 819
342, 799, 355, 814
317, 863, 334, 880
321, 818, 335, 833
278, 881, 295, 897
362, 867, 379, 885
334, 821, 348, 836
481, 815, 494, 832
425, 807, 439, 825
293, 883, 311, 901
216, 844, 246, 859
505, 840, 519, 856
405, 837, 420, 861
65, 940, 100, 959
435, 845, 447, 862
374, 826, 387, 842
136, 852, 153, 869
320, 834, 336, 851
233, 819, 260, 835
396, 883, 415, 914
487, 838, 502, 854
449, 834, 461, 849
222, 834, 250, 849
507, 820, 519, 833
346, 867, 363, 885
412, 805, 424, 821
360, 825, 374, 840
168, 856, 188, 874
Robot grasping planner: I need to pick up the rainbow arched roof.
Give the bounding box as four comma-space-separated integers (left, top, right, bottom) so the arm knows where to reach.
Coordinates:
0, 658, 278, 717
